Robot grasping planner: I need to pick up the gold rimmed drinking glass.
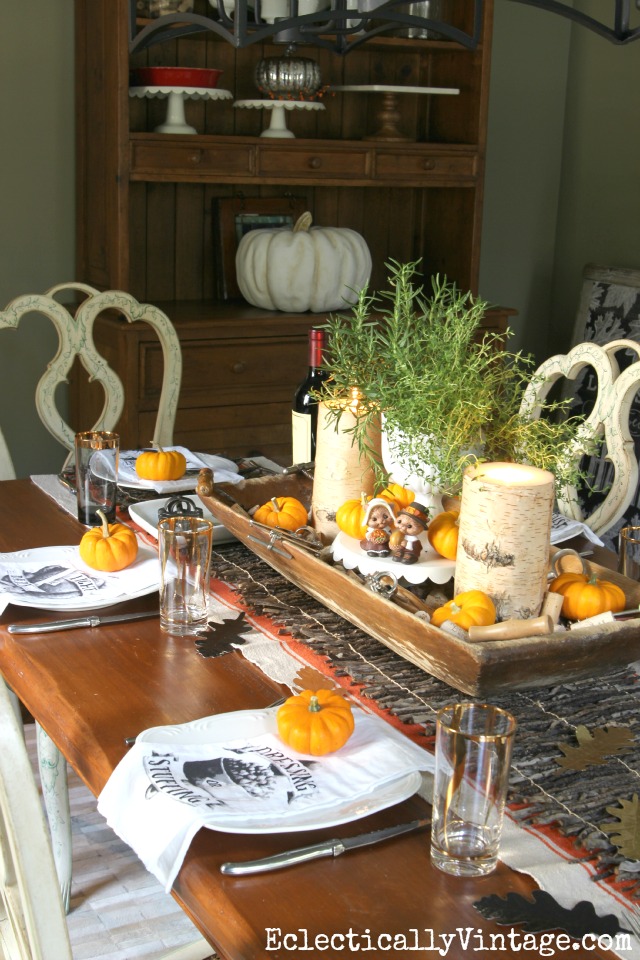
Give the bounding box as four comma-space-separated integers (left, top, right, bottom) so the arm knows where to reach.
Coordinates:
618, 527, 640, 581
430, 702, 516, 877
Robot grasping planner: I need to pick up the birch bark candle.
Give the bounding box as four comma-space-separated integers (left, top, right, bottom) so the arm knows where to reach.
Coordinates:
311, 393, 380, 541
454, 462, 555, 620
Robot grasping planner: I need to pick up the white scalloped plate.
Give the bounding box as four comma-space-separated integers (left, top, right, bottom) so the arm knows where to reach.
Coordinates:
136, 709, 423, 834
331, 531, 455, 585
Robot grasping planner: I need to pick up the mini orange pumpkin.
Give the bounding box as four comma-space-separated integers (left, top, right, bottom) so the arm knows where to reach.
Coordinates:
79, 510, 139, 572
427, 509, 460, 560
335, 492, 370, 539
276, 689, 355, 756
135, 446, 187, 481
549, 571, 626, 621
253, 496, 308, 531
379, 483, 415, 512
431, 590, 496, 630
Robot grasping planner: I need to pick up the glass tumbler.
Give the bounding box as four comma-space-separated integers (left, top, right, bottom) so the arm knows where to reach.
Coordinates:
158, 516, 214, 636
618, 526, 640, 581
430, 702, 516, 877
74, 431, 120, 526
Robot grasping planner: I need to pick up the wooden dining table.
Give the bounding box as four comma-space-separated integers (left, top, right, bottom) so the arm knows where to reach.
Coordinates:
0, 478, 627, 960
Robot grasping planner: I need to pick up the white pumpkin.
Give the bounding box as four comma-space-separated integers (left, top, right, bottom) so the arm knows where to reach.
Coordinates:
235, 212, 372, 313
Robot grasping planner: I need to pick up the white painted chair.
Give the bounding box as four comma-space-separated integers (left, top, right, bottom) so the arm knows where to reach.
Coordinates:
0, 432, 13, 484
0, 283, 183, 910
0, 681, 213, 960
0, 283, 182, 477
521, 339, 640, 537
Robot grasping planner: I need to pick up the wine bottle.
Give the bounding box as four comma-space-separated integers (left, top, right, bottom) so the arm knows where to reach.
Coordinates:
292, 327, 329, 464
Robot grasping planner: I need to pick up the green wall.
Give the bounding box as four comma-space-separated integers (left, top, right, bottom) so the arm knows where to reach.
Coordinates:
550, 0, 640, 353
479, 1, 572, 359
0, 1, 75, 478
2, 1, 639, 476
480, 0, 640, 361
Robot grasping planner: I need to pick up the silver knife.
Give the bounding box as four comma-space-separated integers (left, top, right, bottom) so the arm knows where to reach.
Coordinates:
220, 817, 431, 876
8, 610, 158, 634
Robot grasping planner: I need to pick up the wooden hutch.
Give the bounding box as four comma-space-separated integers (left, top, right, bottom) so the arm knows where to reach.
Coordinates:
72, 0, 500, 462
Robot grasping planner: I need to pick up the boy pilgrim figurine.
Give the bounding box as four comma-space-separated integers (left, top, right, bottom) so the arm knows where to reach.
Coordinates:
359, 498, 396, 557
390, 502, 429, 565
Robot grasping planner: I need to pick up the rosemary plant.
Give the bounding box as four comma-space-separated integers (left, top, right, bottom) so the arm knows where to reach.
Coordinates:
319, 260, 589, 499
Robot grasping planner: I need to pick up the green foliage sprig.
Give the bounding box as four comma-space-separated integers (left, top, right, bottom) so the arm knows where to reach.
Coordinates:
319, 260, 591, 498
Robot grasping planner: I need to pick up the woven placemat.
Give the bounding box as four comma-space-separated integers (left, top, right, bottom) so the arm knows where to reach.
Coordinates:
212, 540, 640, 896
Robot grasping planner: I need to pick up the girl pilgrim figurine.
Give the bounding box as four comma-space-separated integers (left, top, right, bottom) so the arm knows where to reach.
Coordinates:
359, 498, 397, 557
390, 502, 429, 565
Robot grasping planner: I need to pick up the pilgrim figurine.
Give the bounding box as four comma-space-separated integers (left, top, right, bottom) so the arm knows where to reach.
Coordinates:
359, 498, 396, 557
390, 502, 429, 565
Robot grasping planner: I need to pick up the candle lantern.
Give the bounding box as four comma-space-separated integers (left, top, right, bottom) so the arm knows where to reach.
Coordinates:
454, 462, 555, 620
311, 392, 380, 542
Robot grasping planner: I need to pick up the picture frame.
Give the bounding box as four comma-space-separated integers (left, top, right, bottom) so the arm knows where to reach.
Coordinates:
213, 196, 307, 301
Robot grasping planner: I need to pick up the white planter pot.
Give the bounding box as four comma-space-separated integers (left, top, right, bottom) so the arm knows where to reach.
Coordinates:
381, 416, 484, 514
381, 421, 445, 513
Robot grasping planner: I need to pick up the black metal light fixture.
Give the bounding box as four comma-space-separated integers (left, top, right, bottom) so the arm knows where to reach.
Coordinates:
130, 0, 484, 53
130, 0, 640, 53
507, 0, 640, 45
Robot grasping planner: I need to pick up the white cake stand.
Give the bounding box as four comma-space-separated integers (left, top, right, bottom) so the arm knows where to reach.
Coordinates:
129, 85, 233, 135
330, 84, 459, 141
233, 99, 325, 139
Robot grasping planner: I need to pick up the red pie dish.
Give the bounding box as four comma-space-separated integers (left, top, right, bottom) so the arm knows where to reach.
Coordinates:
131, 67, 223, 88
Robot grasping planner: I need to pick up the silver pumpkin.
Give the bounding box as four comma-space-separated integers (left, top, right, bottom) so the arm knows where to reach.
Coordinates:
254, 55, 322, 98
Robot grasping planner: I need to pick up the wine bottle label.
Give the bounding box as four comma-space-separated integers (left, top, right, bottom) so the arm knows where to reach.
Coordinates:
292, 410, 312, 464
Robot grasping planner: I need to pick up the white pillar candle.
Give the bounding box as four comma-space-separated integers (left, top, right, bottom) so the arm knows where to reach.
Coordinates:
311, 394, 380, 542
454, 461, 555, 621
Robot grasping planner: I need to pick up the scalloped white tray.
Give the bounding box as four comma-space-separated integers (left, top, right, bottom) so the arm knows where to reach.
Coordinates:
331, 531, 454, 585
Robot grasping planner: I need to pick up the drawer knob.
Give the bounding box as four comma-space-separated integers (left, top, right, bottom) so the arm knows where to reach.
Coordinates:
233, 361, 246, 374
423, 159, 436, 171
190, 152, 203, 164
308, 156, 322, 169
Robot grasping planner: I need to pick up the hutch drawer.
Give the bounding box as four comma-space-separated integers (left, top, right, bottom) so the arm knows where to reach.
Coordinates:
130, 138, 255, 178
256, 145, 371, 179
376, 151, 477, 180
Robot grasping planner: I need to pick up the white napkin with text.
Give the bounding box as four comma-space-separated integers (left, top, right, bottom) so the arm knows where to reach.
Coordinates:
550, 512, 604, 546
98, 709, 433, 891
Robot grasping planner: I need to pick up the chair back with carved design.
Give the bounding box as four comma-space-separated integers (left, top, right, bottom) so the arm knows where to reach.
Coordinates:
0, 284, 182, 477
521, 338, 640, 538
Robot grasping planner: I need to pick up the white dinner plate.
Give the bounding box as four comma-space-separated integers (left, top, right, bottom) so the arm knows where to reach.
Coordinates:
0, 544, 160, 613
128, 497, 237, 545
136, 709, 423, 834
